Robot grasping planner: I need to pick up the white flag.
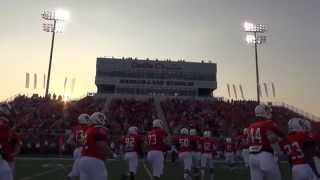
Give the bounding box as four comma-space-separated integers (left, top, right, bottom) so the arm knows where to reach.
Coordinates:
25, 73, 30, 89
233, 84, 238, 99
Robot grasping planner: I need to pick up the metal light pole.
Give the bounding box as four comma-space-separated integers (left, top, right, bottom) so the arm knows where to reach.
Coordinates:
243, 22, 267, 103
42, 9, 69, 97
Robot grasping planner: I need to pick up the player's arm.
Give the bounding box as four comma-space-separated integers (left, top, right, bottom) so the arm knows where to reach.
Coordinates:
164, 131, 171, 146
269, 122, 285, 138
137, 136, 146, 158
66, 133, 75, 145
190, 137, 197, 151
96, 131, 112, 158
119, 136, 125, 155
171, 136, 179, 149
303, 141, 320, 177
11, 132, 22, 157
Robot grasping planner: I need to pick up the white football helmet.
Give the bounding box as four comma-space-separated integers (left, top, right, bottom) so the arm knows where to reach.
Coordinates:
288, 118, 312, 132
226, 138, 232, 143
152, 119, 163, 128
78, 114, 90, 124
255, 104, 272, 119
203, 130, 211, 138
90, 112, 106, 126
189, 129, 197, 136
180, 128, 189, 135
128, 126, 138, 135
0, 104, 11, 116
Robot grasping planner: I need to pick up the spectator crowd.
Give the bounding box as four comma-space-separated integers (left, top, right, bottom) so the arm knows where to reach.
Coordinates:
0, 94, 317, 156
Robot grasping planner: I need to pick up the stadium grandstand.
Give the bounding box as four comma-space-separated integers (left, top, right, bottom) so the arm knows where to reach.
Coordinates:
95, 57, 217, 97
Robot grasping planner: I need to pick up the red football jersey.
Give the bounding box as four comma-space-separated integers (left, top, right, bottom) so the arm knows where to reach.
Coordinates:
239, 134, 249, 149
82, 126, 109, 160
0, 121, 10, 158
201, 137, 217, 154
225, 142, 235, 153
122, 134, 143, 153
146, 128, 168, 152
72, 124, 89, 146
280, 132, 314, 165
4, 130, 21, 162
314, 132, 320, 143
246, 120, 282, 153
174, 134, 192, 152
190, 135, 203, 152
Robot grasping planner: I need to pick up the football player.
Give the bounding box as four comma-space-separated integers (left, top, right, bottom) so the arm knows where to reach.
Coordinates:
0, 116, 13, 180
173, 128, 193, 180
78, 112, 110, 180
121, 126, 143, 180
190, 128, 202, 178
200, 130, 217, 180
241, 128, 250, 167
67, 113, 91, 180
224, 137, 235, 169
5, 127, 21, 178
146, 119, 168, 180
280, 118, 319, 180
313, 131, 320, 178
0, 104, 20, 179
245, 104, 285, 180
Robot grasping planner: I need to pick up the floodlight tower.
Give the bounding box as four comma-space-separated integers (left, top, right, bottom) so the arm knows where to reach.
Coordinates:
243, 22, 267, 103
42, 9, 69, 97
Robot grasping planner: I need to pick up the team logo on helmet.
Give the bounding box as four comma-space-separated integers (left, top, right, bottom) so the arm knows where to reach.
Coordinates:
180, 128, 189, 135
203, 130, 211, 137
288, 117, 311, 132
152, 119, 163, 128
255, 104, 272, 119
128, 126, 138, 135
189, 129, 197, 136
90, 112, 106, 126
78, 114, 90, 124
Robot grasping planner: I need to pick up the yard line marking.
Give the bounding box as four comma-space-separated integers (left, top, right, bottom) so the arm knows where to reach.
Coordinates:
142, 160, 153, 180
17, 157, 73, 161
17, 157, 117, 162
20, 164, 72, 180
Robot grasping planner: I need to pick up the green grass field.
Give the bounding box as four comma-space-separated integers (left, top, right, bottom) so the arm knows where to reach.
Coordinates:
16, 157, 292, 180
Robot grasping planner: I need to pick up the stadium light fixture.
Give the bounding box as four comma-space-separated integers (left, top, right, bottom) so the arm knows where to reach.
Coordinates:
246, 34, 267, 44
41, 9, 69, 97
243, 21, 267, 103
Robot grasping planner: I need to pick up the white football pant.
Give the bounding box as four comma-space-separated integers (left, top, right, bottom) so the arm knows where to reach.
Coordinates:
292, 164, 316, 180
8, 161, 15, 177
242, 149, 249, 167
192, 152, 201, 168
0, 159, 13, 180
68, 147, 83, 178
314, 157, 320, 178
124, 152, 139, 174
78, 156, 107, 180
201, 153, 214, 169
249, 152, 281, 180
147, 150, 164, 177
224, 152, 234, 164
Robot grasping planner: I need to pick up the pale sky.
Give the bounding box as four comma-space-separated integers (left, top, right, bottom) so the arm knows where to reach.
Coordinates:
0, 0, 319, 117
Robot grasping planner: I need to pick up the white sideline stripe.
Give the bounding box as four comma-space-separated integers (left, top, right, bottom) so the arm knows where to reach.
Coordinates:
20, 165, 72, 180
17, 157, 289, 164
17, 157, 117, 162
142, 161, 153, 180
17, 157, 73, 161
